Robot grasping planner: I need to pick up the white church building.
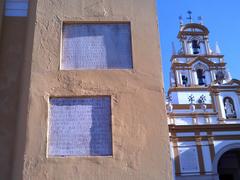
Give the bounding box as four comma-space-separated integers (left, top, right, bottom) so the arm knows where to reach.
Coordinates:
167, 14, 240, 180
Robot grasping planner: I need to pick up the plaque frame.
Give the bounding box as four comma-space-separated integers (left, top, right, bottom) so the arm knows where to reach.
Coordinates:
60, 22, 133, 70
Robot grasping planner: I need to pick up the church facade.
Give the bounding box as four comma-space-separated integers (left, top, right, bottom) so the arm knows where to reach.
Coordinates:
167, 16, 240, 180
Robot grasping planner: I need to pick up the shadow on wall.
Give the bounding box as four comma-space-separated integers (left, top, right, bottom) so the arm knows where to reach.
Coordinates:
90, 96, 112, 156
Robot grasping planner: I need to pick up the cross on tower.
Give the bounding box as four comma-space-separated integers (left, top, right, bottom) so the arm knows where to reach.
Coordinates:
198, 16, 203, 24
179, 16, 183, 26
187, 11, 193, 23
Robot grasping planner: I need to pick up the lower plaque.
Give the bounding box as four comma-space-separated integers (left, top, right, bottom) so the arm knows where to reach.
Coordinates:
48, 96, 112, 157
179, 146, 199, 173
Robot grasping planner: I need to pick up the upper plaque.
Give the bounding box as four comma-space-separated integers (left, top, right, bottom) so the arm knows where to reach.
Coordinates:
48, 97, 112, 157
61, 23, 133, 70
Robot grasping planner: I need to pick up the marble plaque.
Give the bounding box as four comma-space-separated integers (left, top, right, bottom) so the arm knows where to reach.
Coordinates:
178, 146, 199, 173
62, 23, 133, 69
48, 97, 112, 156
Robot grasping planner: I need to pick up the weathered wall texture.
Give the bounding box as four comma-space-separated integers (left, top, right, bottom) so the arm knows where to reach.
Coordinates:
11, 0, 171, 180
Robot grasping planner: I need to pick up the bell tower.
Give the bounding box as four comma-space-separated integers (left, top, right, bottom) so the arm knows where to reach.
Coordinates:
167, 12, 240, 180
170, 11, 230, 89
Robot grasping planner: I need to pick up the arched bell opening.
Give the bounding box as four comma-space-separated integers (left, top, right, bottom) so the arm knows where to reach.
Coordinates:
196, 69, 206, 85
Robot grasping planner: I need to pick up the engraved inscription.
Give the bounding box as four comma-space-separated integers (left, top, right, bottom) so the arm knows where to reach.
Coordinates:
62, 23, 133, 69
48, 97, 112, 156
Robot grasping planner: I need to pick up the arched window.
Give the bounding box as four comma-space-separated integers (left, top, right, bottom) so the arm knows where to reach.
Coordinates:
192, 40, 200, 54
223, 97, 237, 119
181, 75, 188, 86
196, 69, 206, 85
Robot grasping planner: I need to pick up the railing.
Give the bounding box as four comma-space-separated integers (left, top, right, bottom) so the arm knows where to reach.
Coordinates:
4, 0, 29, 17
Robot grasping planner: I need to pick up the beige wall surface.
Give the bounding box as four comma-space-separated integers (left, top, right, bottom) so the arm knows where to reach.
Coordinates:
12, 0, 171, 179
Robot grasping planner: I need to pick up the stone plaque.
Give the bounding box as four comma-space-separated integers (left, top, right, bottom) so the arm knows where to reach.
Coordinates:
48, 97, 112, 156
62, 23, 133, 69
178, 146, 199, 173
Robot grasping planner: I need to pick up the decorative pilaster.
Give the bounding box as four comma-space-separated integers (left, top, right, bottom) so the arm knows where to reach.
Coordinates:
172, 136, 181, 175
192, 115, 197, 125
207, 135, 215, 162
204, 37, 211, 55
192, 70, 198, 85
213, 90, 225, 122
236, 91, 240, 111
196, 137, 205, 175
183, 39, 188, 54
204, 115, 210, 124
176, 70, 180, 86
188, 69, 193, 86
210, 70, 216, 82
179, 71, 182, 85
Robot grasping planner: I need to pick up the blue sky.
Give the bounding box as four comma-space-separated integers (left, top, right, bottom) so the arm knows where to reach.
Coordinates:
157, 0, 240, 91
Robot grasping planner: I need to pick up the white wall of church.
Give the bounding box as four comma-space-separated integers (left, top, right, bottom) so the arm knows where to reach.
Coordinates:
170, 142, 176, 180
207, 116, 218, 124
173, 109, 214, 114
171, 91, 212, 104
214, 140, 240, 155
201, 141, 212, 172
173, 115, 240, 125
197, 117, 206, 125
174, 116, 219, 125
175, 117, 193, 125
176, 132, 195, 137
212, 131, 240, 136
175, 140, 240, 176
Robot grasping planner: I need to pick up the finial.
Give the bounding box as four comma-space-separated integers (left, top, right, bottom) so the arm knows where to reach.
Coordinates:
198, 95, 206, 104
188, 94, 195, 104
198, 95, 207, 112
179, 16, 183, 26
198, 16, 203, 25
166, 95, 172, 104
187, 11, 193, 23
215, 41, 221, 54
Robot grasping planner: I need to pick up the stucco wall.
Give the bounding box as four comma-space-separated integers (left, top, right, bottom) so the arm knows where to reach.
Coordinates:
11, 0, 171, 180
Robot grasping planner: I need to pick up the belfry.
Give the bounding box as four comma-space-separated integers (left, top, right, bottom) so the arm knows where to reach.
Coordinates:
167, 13, 240, 180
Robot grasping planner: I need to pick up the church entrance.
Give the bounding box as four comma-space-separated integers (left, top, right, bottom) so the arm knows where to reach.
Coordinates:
218, 149, 240, 180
